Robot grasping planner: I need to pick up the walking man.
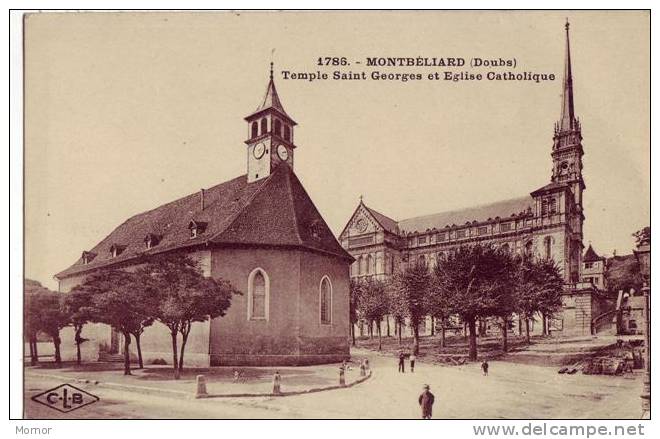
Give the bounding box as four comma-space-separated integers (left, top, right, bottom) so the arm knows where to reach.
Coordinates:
481, 360, 489, 376
398, 351, 405, 373
410, 353, 416, 372
418, 384, 435, 419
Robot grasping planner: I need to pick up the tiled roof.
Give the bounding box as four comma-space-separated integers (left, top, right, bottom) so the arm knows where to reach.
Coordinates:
583, 244, 604, 262
397, 196, 533, 234
364, 205, 399, 234
55, 164, 351, 279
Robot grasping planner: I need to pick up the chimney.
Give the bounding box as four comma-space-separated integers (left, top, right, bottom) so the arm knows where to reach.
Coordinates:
200, 188, 205, 210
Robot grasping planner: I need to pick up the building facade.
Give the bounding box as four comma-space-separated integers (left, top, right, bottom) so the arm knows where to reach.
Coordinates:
340, 23, 599, 336
55, 67, 353, 366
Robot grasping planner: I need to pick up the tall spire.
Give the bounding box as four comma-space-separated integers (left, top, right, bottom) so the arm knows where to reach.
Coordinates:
559, 19, 576, 132
245, 63, 296, 124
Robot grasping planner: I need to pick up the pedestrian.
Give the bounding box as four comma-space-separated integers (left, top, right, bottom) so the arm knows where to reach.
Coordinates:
418, 384, 435, 419
272, 370, 281, 394
398, 351, 405, 373
410, 353, 416, 372
481, 360, 489, 376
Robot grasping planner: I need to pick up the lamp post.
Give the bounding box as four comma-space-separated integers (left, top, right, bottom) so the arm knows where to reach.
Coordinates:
633, 233, 650, 419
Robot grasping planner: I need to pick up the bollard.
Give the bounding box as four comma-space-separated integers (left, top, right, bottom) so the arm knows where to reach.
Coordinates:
272, 371, 282, 395
195, 374, 208, 398
339, 366, 346, 387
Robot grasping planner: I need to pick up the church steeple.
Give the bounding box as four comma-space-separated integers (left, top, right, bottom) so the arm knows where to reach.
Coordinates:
548, 20, 585, 283
559, 20, 576, 132
244, 64, 297, 183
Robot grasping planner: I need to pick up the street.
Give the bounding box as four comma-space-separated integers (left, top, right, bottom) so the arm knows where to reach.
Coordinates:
24, 349, 643, 419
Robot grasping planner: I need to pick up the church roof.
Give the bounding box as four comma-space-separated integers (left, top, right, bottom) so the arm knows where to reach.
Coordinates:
364, 205, 399, 234
530, 181, 570, 196
55, 164, 352, 279
583, 244, 604, 263
397, 196, 533, 234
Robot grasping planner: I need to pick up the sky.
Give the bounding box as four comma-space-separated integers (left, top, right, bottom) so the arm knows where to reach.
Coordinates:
23, 11, 650, 290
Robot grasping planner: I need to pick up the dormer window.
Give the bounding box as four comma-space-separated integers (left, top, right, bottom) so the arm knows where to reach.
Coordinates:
109, 244, 126, 258
81, 251, 97, 265
188, 220, 208, 239
144, 233, 161, 250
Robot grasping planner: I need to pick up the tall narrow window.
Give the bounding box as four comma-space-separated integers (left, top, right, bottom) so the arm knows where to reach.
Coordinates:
274, 119, 282, 137
251, 121, 258, 138
248, 268, 269, 320
544, 237, 552, 260
525, 240, 533, 255
284, 125, 291, 141
367, 254, 373, 274
320, 276, 332, 324
260, 117, 267, 134
542, 199, 549, 215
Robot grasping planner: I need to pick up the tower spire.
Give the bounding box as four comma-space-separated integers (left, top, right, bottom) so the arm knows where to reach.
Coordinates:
559, 19, 576, 132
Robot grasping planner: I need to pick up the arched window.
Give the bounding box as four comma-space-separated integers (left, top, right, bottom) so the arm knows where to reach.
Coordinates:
274, 119, 282, 137
284, 125, 291, 141
260, 118, 267, 135
525, 240, 533, 255
320, 276, 332, 324
251, 121, 258, 139
247, 268, 269, 320
418, 254, 426, 266
367, 254, 374, 274
544, 237, 552, 260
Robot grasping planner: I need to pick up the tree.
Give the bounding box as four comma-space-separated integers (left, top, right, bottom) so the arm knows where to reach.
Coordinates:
74, 270, 155, 375
429, 262, 455, 348
435, 244, 510, 360
24, 279, 48, 365
390, 261, 430, 355
514, 255, 539, 343
349, 279, 362, 346
64, 288, 95, 365
533, 258, 565, 336
356, 278, 389, 350
141, 254, 239, 379
37, 290, 71, 365
488, 249, 517, 352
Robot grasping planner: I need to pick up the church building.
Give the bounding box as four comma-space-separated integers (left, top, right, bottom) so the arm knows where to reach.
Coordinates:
55, 66, 353, 366
340, 23, 603, 336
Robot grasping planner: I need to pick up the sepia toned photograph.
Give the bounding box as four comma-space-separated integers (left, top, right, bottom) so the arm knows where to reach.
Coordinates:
16, 10, 650, 422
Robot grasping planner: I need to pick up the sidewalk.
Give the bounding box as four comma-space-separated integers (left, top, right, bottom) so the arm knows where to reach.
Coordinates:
24, 360, 371, 398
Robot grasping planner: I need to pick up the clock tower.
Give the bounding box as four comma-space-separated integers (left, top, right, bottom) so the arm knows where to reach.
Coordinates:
244, 63, 297, 183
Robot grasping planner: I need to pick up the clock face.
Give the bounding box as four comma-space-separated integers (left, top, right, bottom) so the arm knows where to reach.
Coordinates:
277, 144, 289, 161
253, 143, 266, 159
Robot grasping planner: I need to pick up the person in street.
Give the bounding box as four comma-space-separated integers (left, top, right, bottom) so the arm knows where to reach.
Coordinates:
272, 370, 281, 394
410, 353, 416, 372
398, 351, 405, 373
481, 360, 489, 376
418, 384, 435, 419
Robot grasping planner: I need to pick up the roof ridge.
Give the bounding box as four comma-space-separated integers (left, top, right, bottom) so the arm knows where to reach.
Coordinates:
400, 195, 531, 223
